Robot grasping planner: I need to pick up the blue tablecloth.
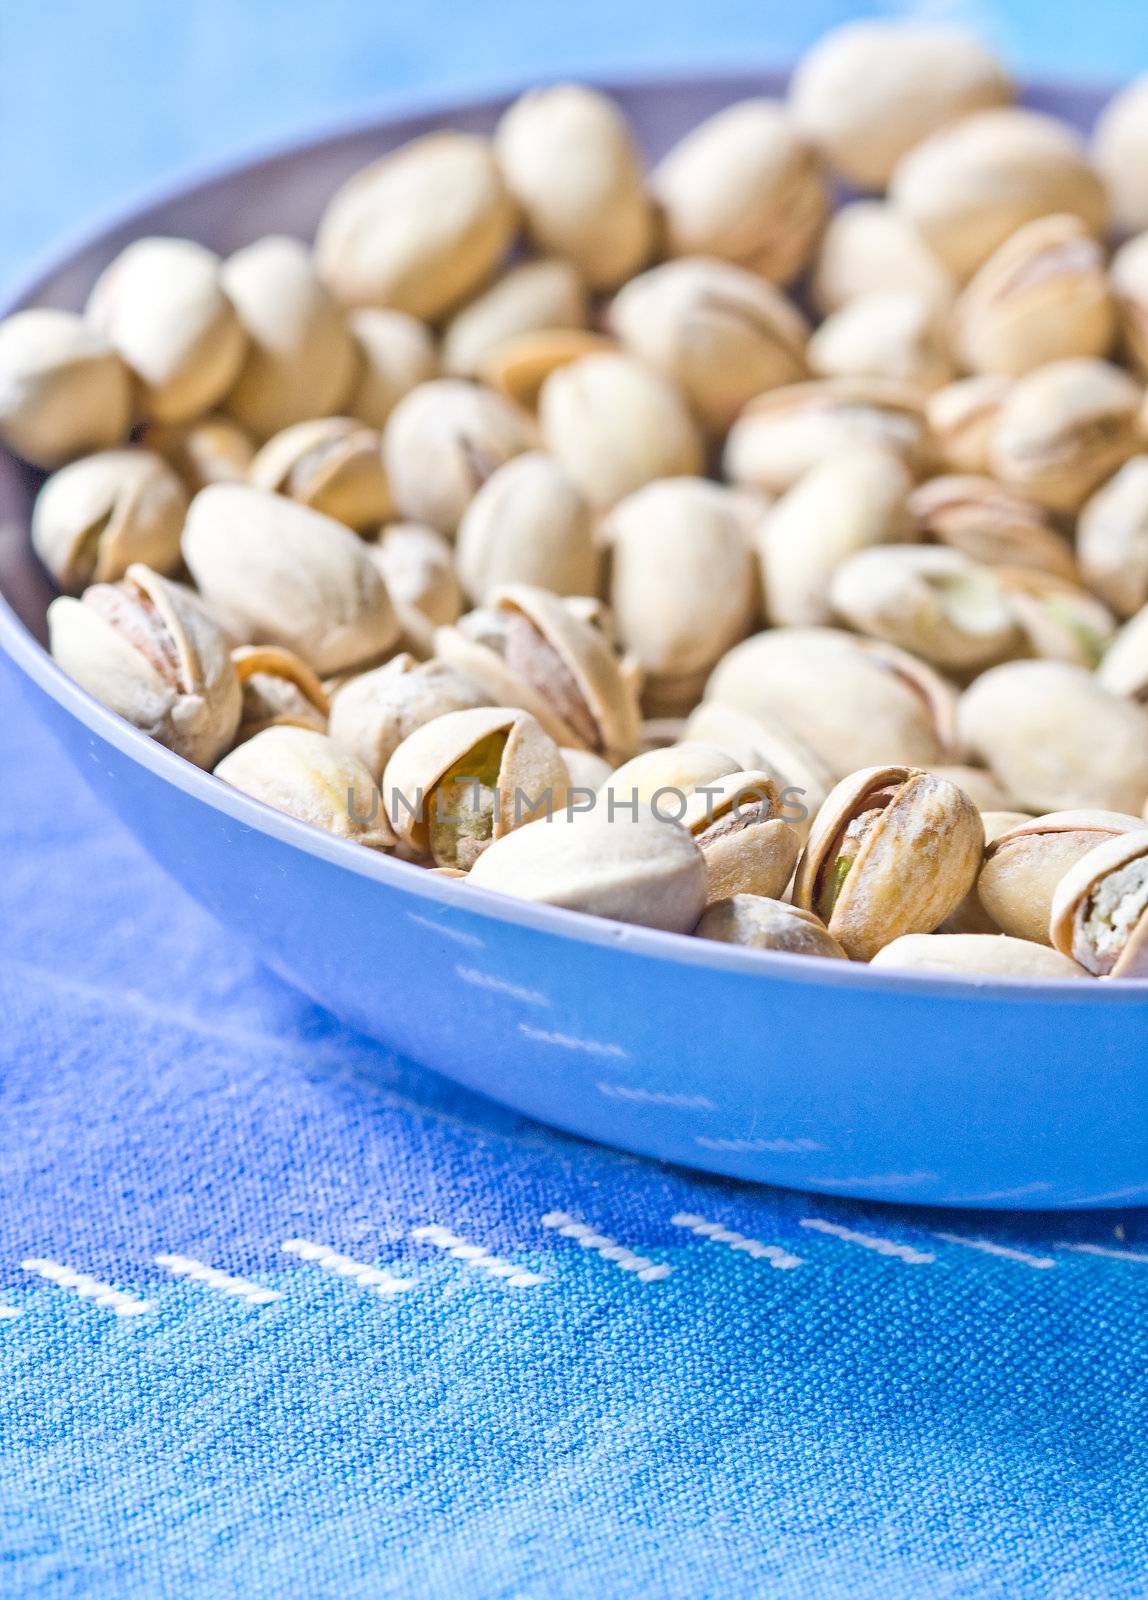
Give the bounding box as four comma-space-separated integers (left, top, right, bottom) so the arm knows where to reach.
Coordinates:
2, 5, 1148, 1596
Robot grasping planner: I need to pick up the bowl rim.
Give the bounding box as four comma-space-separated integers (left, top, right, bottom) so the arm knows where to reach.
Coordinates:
2, 69, 1143, 1008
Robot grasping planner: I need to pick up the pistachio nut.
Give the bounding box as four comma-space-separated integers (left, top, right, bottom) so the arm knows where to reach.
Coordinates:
1097, 603, 1148, 702
789, 21, 1012, 190
327, 653, 489, 780
455, 451, 597, 607
466, 807, 708, 933
694, 895, 847, 960
250, 416, 391, 531
952, 214, 1115, 378
214, 726, 395, 850
829, 545, 1019, 673
222, 236, 358, 441
87, 237, 247, 423
926, 375, 1013, 476
494, 86, 653, 291
993, 567, 1116, 667
1050, 830, 1148, 977
1078, 456, 1148, 616
538, 352, 704, 511
233, 644, 330, 741
929, 768, 1018, 814
345, 308, 440, 430
794, 765, 982, 960
479, 328, 617, 414
382, 378, 533, 535
442, 258, 587, 378
686, 770, 802, 905
870, 933, 1089, 981
757, 447, 912, 628
316, 132, 517, 317
978, 808, 1147, 947
608, 257, 809, 435
0, 308, 131, 469
47, 562, 241, 767
1092, 74, 1148, 235
383, 705, 568, 869
908, 474, 1078, 582
182, 483, 399, 676
138, 414, 256, 494
32, 448, 187, 593
808, 291, 954, 393
652, 98, 828, 286
989, 357, 1143, 514
369, 522, 463, 656
561, 747, 613, 793
723, 378, 928, 495
810, 201, 955, 318
437, 583, 641, 760
706, 626, 959, 779
958, 659, 1148, 814
684, 700, 833, 836
889, 107, 1109, 282
602, 478, 758, 686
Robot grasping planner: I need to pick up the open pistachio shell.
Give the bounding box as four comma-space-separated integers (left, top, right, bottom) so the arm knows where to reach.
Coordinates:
327, 654, 490, 780
993, 566, 1116, 668
0, 307, 132, 469
480, 329, 616, 414
684, 701, 832, 838
926, 375, 1013, 477
250, 416, 392, 531
1050, 830, 1148, 977
684, 770, 801, 905
695, 895, 847, 960
32, 448, 187, 594
138, 414, 256, 495
871, 933, 1089, 981
978, 808, 1147, 947
214, 726, 395, 850
232, 644, 330, 740
909, 474, 1078, 582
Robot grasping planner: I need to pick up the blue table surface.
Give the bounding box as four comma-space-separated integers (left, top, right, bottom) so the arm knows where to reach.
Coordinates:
2, 4, 1148, 1598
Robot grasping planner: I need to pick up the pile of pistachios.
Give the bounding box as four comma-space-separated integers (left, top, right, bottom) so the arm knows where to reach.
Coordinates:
8, 22, 1148, 982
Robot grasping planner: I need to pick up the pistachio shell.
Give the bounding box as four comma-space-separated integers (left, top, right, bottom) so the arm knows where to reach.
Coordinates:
926, 375, 1013, 476
871, 933, 1089, 980
1050, 830, 1148, 977
443, 258, 587, 378
687, 771, 802, 904
810, 202, 954, 318
345, 308, 440, 429
0, 308, 131, 469
1108, 232, 1148, 378
370, 523, 463, 656
1092, 75, 1148, 235
978, 808, 1147, 946
250, 416, 391, 531
456, 452, 598, 605
1077, 457, 1148, 617
382, 379, 533, 535
138, 414, 256, 494
909, 474, 1078, 581
233, 644, 330, 740
694, 895, 847, 959
1097, 603, 1148, 702
480, 328, 617, 413
601, 742, 741, 811
328, 654, 489, 779
32, 448, 187, 593
215, 726, 395, 850
683, 700, 833, 837
993, 566, 1116, 668
808, 291, 953, 393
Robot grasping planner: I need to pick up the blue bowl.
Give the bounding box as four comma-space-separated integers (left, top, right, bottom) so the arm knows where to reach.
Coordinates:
3, 72, 1146, 1211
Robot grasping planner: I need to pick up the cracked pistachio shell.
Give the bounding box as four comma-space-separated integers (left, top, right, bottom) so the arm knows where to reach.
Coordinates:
685, 770, 802, 905
952, 214, 1115, 378
993, 567, 1116, 668
182, 484, 399, 676
890, 108, 1109, 283
926, 375, 1013, 476
215, 726, 394, 850
830, 545, 1018, 673
871, 933, 1088, 981
808, 291, 954, 393
757, 446, 912, 627
32, 448, 187, 594
345, 308, 440, 430
1092, 75, 1148, 235
47, 562, 241, 767
789, 22, 1012, 190
382, 379, 533, 535
467, 807, 707, 932
316, 132, 517, 317
232, 644, 329, 741
383, 705, 568, 867
602, 478, 758, 682
909, 474, 1077, 582
138, 414, 255, 494
989, 357, 1144, 514
608, 257, 809, 435
1050, 830, 1148, 977
1109, 233, 1148, 379
250, 416, 391, 531
87, 237, 247, 423
958, 660, 1148, 814
695, 895, 847, 959
480, 328, 616, 414
723, 378, 928, 496
652, 99, 828, 286
794, 765, 982, 960
495, 86, 653, 291
1098, 603, 1148, 702
539, 352, 704, 512
0, 308, 131, 469
456, 452, 597, 606
443, 258, 587, 378
222, 237, 357, 442
328, 654, 489, 780
369, 523, 463, 657
1078, 457, 1148, 616
811, 202, 954, 319
978, 808, 1147, 947
706, 626, 959, 780
684, 701, 833, 838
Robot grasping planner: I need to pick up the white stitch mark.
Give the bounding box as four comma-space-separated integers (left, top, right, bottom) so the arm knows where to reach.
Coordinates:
155, 1253, 285, 1305
799, 1219, 935, 1265
671, 1212, 803, 1269
407, 912, 485, 948
932, 1233, 1056, 1270
809, 1171, 937, 1189
1058, 1242, 1148, 1265
695, 1135, 825, 1154
540, 1211, 672, 1282
0, 1306, 22, 1321
281, 1239, 415, 1296
456, 966, 549, 1006
597, 1083, 715, 1109
519, 1024, 628, 1058
410, 1224, 547, 1288
21, 1258, 152, 1316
